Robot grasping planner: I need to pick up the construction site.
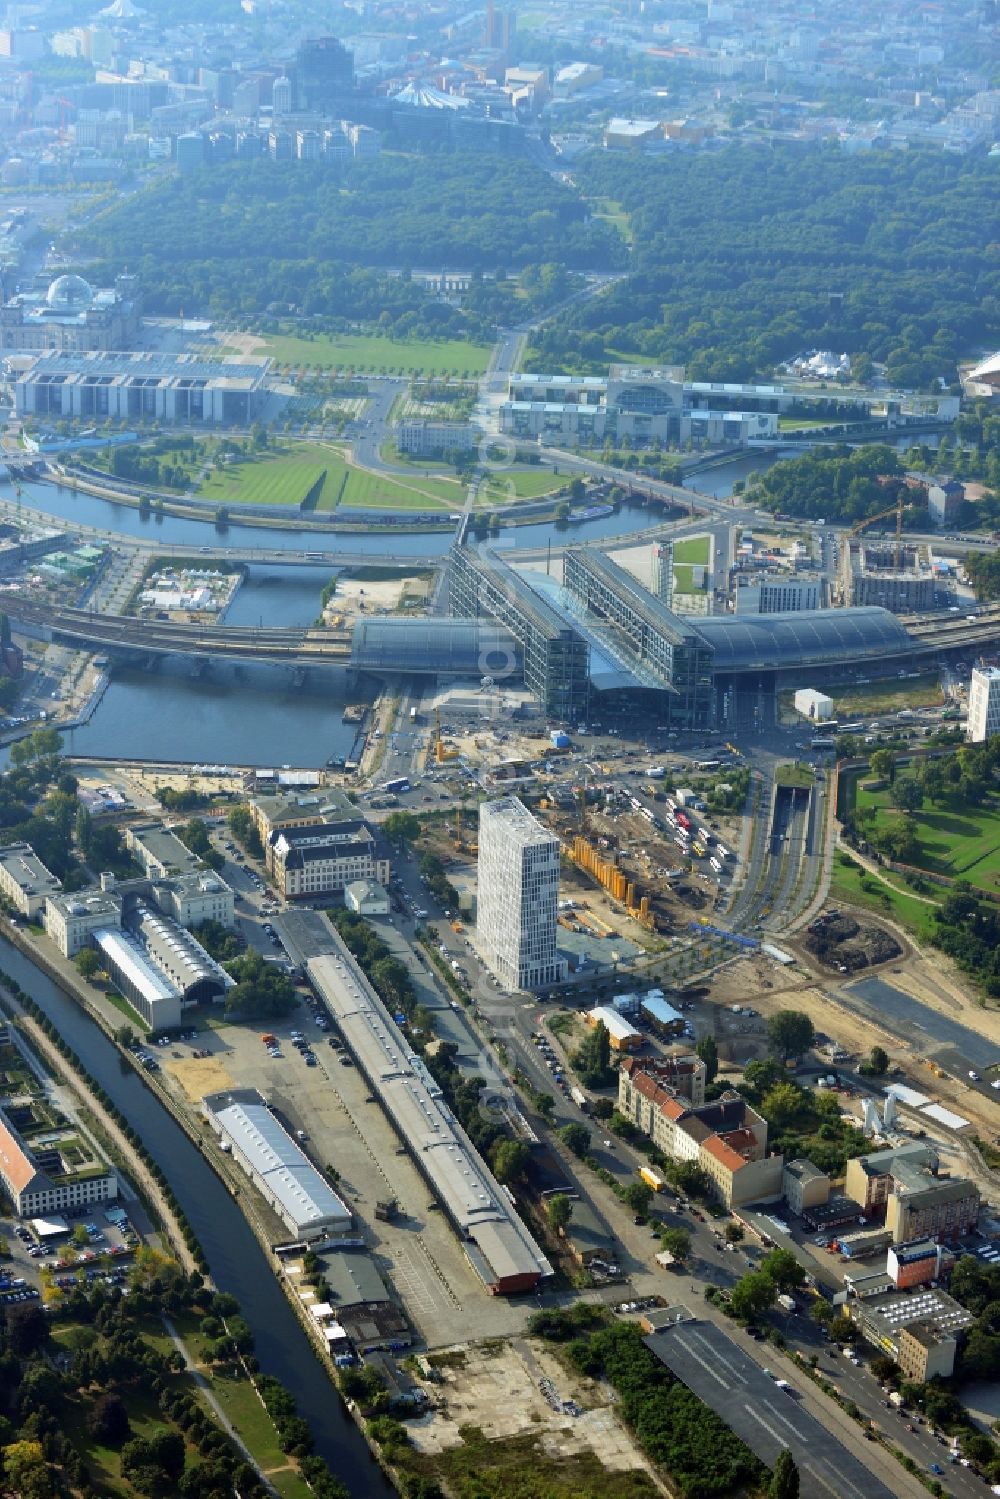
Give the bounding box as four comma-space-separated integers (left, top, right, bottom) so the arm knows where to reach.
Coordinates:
837, 491, 944, 613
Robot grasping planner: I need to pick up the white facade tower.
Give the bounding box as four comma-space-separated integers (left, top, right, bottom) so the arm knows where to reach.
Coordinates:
967, 666, 1000, 743
477, 797, 567, 992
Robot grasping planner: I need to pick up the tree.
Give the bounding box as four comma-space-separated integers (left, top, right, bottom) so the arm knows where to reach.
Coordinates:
730, 1271, 775, 1322
867, 1045, 889, 1076
6, 1302, 48, 1355
760, 1248, 805, 1292
659, 1227, 692, 1262
742, 1057, 784, 1096
696, 1034, 719, 1083
573, 1020, 614, 1087
547, 1194, 573, 1232
829, 1313, 858, 1344
891, 776, 923, 815
760, 1082, 803, 1129
725, 1223, 744, 1244
3, 1440, 52, 1499
622, 1181, 654, 1216
767, 1010, 815, 1062
492, 1138, 530, 1184
75, 947, 100, 980
382, 811, 421, 848
559, 1122, 592, 1158
87, 1392, 130, 1446
869, 748, 896, 781
809, 1298, 834, 1326
768, 1450, 799, 1499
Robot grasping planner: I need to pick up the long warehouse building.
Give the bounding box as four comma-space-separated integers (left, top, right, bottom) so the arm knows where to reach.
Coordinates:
203, 1088, 353, 1243
306, 943, 552, 1295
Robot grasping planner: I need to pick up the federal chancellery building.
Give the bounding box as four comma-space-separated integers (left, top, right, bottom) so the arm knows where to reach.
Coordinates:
499, 366, 779, 447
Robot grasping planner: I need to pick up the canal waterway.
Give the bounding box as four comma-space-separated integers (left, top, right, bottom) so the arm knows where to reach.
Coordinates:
0, 934, 393, 1497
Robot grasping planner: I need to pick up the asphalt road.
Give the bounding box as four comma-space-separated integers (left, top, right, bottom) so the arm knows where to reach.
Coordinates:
646, 1319, 900, 1499
847, 976, 1000, 1073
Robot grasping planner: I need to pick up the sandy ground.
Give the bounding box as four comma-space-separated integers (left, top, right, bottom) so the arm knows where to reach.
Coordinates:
164, 1054, 237, 1102
325, 575, 429, 626
409, 1339, 667, 1489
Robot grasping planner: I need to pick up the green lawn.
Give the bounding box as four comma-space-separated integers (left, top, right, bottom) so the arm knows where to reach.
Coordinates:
481, 468, 564, 501
257, 331, 491, 376
672, 536, 711, 565
673, 562, 706, 595
856, 784, 1000, 889
195, 439, 464, 511
829, 854, 938, 939
589, 198, 633, 245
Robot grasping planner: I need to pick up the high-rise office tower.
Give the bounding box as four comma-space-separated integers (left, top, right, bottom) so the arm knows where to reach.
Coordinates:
477, 797, 566, 992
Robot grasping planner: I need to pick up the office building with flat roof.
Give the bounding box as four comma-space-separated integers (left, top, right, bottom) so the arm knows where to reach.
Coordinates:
0, 842, 62, 918
850, 1286, 972, 1374
477, 797, 566, 992
15, 350, 270, 426
45, 889, 122, 957
126, 822, 201, 879
563, 548, 714, 730
734, 575, 823, 615
967, 665, 1000, 743
151, 871, 235, 929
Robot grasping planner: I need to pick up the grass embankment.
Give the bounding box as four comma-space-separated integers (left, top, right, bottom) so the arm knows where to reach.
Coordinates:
257, 331, 492, 376
831, 674, 944, 717
830, 851, 938, 940
480, 468, 565, 502
196, 439, 464, 511
855, 782, 1000, 891
775, 762, 815, 789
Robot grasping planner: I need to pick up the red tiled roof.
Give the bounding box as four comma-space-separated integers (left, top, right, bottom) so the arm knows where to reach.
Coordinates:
0, 1112, 38, 1193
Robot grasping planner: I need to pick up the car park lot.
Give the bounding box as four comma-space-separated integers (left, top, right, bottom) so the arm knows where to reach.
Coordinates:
1, 1210, 139, 1300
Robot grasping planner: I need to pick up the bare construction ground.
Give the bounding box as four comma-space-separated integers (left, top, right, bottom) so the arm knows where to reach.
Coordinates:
410, 1337, 666, 1493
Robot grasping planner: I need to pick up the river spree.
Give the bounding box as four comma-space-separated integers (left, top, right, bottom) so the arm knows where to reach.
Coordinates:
12, 455, 775, 765
0, 934, 393, 1496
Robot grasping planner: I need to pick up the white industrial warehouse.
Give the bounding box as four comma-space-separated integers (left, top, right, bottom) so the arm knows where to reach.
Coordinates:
203, 1089, 353, 1243
306, 944, 552, 1295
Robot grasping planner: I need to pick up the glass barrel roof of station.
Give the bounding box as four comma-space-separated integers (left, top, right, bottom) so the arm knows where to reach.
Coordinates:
692, 607, 912, 672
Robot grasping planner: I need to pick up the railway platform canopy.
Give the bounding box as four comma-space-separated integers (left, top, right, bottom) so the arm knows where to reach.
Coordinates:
693, 607, 913, 675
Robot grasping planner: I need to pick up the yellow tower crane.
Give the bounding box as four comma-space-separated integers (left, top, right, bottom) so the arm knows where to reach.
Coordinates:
846, 490, 917, 573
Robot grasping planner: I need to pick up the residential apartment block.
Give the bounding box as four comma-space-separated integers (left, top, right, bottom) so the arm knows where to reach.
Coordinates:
617, 1063, 783, 1209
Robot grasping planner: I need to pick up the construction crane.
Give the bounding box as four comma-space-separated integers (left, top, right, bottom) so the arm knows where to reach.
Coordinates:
846, 491, 916, 573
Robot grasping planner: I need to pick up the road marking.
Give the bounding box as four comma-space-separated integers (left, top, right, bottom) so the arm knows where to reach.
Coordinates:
743, 1405, 871, 1499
